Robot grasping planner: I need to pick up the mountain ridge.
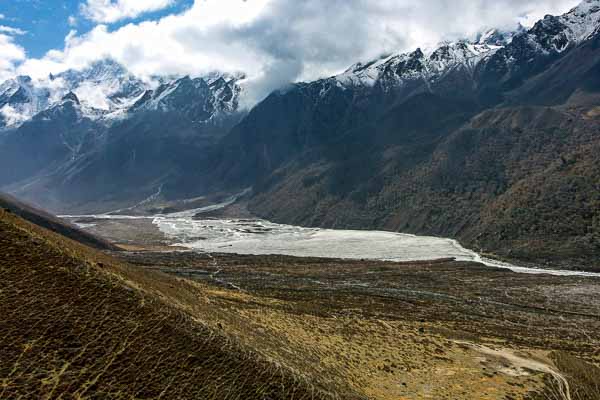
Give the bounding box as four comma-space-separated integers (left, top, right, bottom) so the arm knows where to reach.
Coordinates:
0, 60, 247, 211
0, 59, 246, 130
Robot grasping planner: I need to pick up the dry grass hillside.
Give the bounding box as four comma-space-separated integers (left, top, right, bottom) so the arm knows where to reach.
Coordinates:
0, 209, 351, 399
117, 250, 600, 400
2, 207, 600, 399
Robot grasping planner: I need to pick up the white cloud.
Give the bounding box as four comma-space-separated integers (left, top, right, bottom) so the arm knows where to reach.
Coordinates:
0, 33, 26, 81
0, 14, 5, 20
15, 0, 583, 105
80, 0, 175, 23
68, 16, 78, 27
0, 26, 26, 35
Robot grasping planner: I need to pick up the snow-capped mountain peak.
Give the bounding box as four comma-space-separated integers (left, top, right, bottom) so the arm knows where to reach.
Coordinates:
333, 1, 600, 92
0, 60, 148, 129
130, 72, 244, 122
521, 0, 600, 54
57, 59, 129, 84
0, 76, 51, 128
476, 25, 526, 46
0, 60, 246, 129
335, 39, 501, 90
61, 91, 81, 105
51, 59, 147, 113
558, 0, 600, 45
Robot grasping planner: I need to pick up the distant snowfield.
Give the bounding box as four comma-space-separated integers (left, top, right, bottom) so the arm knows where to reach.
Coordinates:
62, 204, 600, 278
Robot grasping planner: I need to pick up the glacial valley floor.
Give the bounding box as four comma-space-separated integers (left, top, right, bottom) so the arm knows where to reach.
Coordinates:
49, 213, 600, 399
111, 248, 600, 399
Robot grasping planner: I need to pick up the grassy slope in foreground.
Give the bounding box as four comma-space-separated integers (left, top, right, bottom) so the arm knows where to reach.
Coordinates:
3, 206, 600, 399
0, 208, 352, 399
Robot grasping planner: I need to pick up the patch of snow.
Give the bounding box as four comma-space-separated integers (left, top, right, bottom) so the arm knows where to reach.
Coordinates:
0, 78, 19, 98
335, 40, 502, 91
559, 0, 600, 45
73, 81, 113, 110
0, 104, 30, 126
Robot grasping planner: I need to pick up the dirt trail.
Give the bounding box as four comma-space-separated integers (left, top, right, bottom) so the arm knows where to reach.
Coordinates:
459, 342, 571, 400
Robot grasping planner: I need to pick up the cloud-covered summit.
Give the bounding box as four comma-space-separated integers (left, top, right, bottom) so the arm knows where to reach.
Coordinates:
1, 0, 584, 104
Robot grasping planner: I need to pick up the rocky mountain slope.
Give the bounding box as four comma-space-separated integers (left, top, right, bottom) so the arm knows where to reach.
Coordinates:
0, 61, 246, 212
212, 0, 600, 270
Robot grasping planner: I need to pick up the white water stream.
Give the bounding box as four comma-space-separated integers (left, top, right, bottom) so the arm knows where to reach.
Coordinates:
152, 216, 600, 278
62, 202, 600, 278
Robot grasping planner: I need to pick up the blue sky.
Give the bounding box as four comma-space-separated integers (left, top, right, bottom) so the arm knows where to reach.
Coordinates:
0, 0, 193, 58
